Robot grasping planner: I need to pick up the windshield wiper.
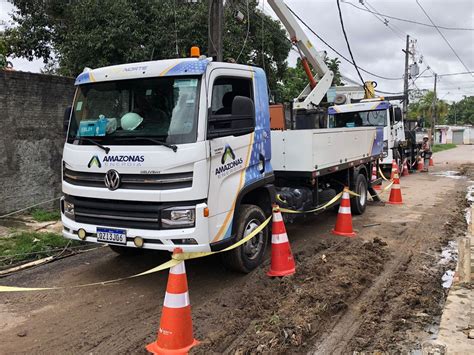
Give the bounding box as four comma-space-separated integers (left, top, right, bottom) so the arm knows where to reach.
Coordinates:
116, 137, 178, 152
76, 137, 110, 154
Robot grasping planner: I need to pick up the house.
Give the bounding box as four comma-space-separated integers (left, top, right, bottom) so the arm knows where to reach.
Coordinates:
435, 125, 474, 144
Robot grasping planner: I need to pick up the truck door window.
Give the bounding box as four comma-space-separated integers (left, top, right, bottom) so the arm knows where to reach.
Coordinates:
212, 77, 253, 115
208, 77, 255, 138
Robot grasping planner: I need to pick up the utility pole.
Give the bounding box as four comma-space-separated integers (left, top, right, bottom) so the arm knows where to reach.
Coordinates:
208, 0, 224, 61
431, 73, 437, 145
402, 35, 410, 119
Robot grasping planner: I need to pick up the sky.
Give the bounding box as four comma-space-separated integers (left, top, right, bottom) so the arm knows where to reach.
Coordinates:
1, 0, 473, 103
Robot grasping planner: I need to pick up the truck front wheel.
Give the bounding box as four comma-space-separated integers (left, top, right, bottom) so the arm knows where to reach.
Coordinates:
351, 173, 368, 215
221, 204, 269, 273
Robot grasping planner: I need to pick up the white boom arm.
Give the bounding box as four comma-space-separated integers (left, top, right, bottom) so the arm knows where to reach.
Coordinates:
268, 0, 334, 109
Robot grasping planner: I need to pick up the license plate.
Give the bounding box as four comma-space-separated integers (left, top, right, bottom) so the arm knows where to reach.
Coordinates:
96, 228, 127, 245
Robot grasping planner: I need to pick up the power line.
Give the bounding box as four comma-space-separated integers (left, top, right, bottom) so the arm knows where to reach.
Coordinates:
236, 0, 251, 63
286, 5, 403, 81
362, 0, 406, 41
341, 0, 474, 31
415, 0, 473, 77
251, 1, 402, 93
419, 71, 474, 78
336, 0, 366, 89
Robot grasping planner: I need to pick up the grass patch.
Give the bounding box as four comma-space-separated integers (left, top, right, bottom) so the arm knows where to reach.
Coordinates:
31, 208, 61, 222
432, 143, 457, 153
0, 231, 76, 267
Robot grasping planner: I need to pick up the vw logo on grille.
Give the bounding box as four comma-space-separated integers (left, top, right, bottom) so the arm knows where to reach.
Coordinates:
104, 169, 121, 191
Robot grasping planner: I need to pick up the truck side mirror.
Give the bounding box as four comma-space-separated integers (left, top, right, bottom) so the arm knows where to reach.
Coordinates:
63, 106, 72, 137
394, 107, 402, 122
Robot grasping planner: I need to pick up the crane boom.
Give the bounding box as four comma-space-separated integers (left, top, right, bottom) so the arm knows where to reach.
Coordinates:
267, 0, 334, 109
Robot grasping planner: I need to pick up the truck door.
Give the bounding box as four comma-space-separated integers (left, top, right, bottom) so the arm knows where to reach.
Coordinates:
207, 70, 257, 243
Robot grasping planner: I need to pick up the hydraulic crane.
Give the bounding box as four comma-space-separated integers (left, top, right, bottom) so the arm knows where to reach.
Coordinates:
268, 0, 335, 111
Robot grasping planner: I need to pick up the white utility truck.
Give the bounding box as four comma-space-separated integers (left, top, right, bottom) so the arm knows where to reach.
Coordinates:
327, 99, 419, 169
61, 0, 383, 272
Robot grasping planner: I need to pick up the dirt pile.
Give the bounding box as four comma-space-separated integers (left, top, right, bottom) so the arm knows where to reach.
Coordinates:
347, 191, 468, 353
193, 237, 388, 353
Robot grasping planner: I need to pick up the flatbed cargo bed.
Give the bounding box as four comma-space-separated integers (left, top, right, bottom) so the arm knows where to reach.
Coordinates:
271, 127, 384, 176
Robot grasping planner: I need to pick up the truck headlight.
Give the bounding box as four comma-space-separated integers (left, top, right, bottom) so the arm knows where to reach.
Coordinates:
64, 201, 75, 219
161, 207, 195, 228
383, 140, 388, 152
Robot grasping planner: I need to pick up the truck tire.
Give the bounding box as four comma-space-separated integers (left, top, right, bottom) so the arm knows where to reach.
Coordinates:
108, 245, 143, 256
221, 204, 269, 273
351, 173, 368, 215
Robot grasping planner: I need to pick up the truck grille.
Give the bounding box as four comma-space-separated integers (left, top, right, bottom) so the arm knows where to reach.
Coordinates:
63, 168, 193, 190
65, 195, 199, 230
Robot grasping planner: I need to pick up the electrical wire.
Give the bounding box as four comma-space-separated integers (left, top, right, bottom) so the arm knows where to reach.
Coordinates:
415, 0, 473, 77
245, 1, 402, 94
208, 1, 217, 57
362, 0, 406, 41
236, 0, 251, 63
341, 0, 474, 31
286, 5, 403, 81
410, 67, 429, 85
173, 0, 179, 57
419, 71, 474, 78
335, 0, 366, 89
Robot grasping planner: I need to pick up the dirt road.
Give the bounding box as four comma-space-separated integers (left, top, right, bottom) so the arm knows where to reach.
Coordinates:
1, 145, 472, 354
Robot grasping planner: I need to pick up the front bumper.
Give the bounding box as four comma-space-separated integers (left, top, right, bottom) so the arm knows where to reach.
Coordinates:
61, 201, 211, 252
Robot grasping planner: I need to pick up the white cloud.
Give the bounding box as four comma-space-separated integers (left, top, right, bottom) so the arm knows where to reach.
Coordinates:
263, 0, 474, 102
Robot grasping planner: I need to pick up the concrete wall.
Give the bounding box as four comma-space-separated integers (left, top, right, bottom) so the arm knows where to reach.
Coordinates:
0, 70, 75, 215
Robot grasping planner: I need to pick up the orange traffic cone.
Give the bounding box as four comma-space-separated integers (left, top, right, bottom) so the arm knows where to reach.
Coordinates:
417, 157, 424, 172
388, 172, 403, 205
390, 160, 399, 180
146, 248, 199, 354
371, 164, 381, 190
267, 205, 296, 277
331, 188, 356, 237
402, 159, 410, 177
429, 157, 434, 166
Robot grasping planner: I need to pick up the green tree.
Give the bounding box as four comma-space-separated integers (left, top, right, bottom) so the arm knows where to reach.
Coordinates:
5, 0, 290, 87
407, 90, 448, 126
445, 96, 474, 125
325, 57, 343, 86
0, 31, 9, 69
277, 56, 343, 103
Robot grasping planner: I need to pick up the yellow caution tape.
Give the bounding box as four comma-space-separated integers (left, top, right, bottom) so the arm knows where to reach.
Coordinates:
0, 217, 272, 292
172, 216, 271, 261
279, 191, 343, 214
278, 187, 361, 215
0, 259, 181, 293
346, 189, 361, 197
369, 181, 394, 199
378, 166, 390, 181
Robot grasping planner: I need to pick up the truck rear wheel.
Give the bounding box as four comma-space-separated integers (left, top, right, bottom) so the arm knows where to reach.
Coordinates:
351, 173, 368, 215
221, 204, 269, 273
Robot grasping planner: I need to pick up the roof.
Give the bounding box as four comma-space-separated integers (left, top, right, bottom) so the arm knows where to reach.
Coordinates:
328, 101, 391, 115
74, 58, 212, 85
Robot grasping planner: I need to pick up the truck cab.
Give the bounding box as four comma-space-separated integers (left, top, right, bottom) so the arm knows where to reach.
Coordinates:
327, 99, 414, 168
62, 57, 274, 272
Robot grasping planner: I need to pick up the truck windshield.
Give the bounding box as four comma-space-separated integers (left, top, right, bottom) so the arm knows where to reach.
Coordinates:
67, 76, 200, 145
329, 109, 387, 128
